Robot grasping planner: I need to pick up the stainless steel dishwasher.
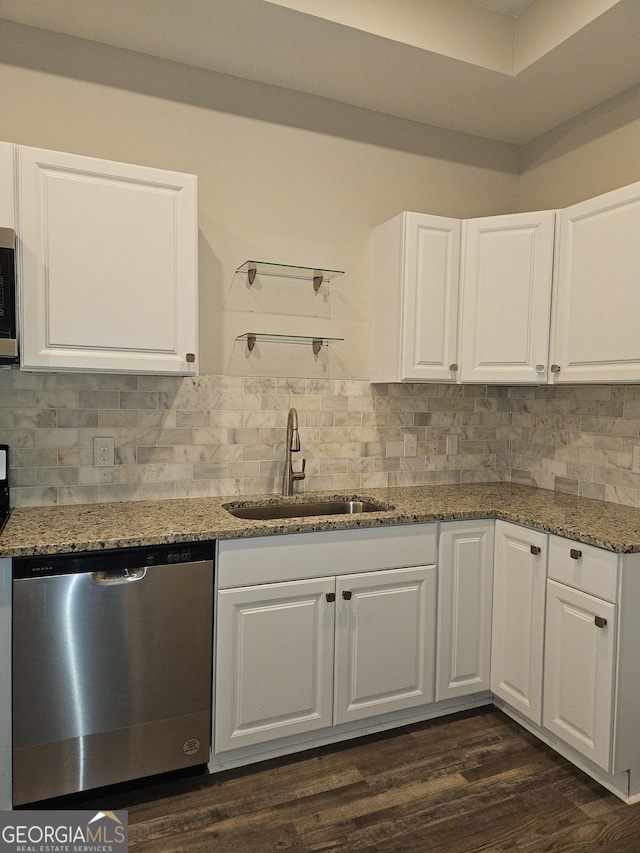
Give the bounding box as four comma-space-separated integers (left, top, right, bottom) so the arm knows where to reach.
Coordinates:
12, 541, 214, 806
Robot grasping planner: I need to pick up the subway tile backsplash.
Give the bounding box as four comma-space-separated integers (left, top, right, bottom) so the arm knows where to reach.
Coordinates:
2, 371, 640, 509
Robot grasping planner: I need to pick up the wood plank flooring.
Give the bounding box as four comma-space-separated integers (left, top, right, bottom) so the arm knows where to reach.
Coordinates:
72, 708, 640, 852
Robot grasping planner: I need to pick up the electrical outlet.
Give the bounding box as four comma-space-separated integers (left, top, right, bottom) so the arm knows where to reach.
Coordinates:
446, 434, 458, 455
632, 445, 640, 475
404, 434, 417, 457
94, 437, 115, 467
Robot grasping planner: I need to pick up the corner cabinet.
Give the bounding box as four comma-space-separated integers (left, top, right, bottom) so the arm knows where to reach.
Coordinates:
550, 180, 640, 383
17, 146, 198, 374
370, 209, 555, 385
370, 212, 461, 383
459, 211, 555, 383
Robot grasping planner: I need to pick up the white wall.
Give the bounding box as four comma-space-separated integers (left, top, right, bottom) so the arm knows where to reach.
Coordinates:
0, 19, 520, 381
520, 81, 640, 209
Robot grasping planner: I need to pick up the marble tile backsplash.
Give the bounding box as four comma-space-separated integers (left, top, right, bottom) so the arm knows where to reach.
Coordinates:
508, 384, 640, 506
2, 371, 640, 508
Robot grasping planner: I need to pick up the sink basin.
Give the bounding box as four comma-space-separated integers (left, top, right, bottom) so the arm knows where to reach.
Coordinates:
224, 499, 392, 520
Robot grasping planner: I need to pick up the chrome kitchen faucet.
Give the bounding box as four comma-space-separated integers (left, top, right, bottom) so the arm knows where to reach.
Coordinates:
282, 407, 306, 495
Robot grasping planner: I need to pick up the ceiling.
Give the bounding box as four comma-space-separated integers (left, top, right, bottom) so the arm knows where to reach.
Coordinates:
0, 0, 639, 145
469, 0, 537, 15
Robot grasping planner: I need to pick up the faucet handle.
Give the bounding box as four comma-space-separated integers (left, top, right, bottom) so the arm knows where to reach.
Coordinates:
293, 458, 306, 481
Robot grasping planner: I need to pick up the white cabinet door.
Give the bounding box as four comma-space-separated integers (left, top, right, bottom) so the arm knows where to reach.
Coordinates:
0, 558, 11, 810
459, 211, 555, 383
0, 143, 15, 229
214, 578, 335, 753
17, 146, 198, 374
437, 520, 494, 701
334, 565, 436, 724
491, 520, 547, 725
543, 580, 616, 772
551, 181, 640, 383
370, 212, 460, 382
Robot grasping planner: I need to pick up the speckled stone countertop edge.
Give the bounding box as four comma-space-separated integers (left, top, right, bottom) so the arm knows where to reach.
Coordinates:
3, 482, 640, 558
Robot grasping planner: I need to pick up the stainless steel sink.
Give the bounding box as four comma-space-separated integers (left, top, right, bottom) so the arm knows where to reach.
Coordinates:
224, 499, 392, 520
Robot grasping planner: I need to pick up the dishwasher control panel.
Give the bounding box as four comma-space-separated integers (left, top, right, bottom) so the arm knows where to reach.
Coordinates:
13, 540, 213, 579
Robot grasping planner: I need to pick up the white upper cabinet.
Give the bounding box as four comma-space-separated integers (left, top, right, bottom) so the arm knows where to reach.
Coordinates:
17, 146, 198, 374
0, 143, 15, 229
550, 181, 640, 383
459, 211, 555, 383
370, 209, 555, 384
370, 212, 461, 382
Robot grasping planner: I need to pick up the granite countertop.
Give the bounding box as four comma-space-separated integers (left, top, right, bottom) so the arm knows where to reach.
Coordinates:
3, 482, 640, 558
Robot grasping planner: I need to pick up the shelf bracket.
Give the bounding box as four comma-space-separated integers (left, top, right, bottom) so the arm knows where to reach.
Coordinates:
246, 334, 257, 352
247, 265, 257, 286
312, 338, 323, 355
312, 272, 324, 293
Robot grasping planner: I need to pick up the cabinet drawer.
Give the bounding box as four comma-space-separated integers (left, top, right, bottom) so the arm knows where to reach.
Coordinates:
548, 535, 618, 602
217, 524, 437, 588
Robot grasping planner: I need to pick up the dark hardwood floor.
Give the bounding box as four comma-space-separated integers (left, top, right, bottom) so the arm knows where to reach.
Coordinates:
73, 707, 640, 852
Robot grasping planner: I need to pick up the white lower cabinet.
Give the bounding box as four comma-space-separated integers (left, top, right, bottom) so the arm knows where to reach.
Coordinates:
541, 534, 622, 774
214, 525, 437, 755
212, 520, 640, 803
334, 567, 436, 724
490, 520, 547, 725
543, 579, 616, 772
215, 578, 335, 752
436, 520, 494, 701
215, 565, 435, 752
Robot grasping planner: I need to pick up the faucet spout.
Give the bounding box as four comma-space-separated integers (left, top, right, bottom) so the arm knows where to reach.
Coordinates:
289, 408, 300, 451
282, 407, 306, 496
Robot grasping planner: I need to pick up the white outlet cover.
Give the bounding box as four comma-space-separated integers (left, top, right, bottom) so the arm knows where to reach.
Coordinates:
94, 437, 115, 467
632, 446, 640, 475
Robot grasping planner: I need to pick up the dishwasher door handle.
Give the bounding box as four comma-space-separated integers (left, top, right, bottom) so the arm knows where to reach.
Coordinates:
92, 567, 147, 585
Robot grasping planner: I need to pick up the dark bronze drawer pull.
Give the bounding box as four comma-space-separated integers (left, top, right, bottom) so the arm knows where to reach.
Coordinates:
342, 590, 353, 600
570, 548, 582, 560
326, 592, 336, 603
594, 616, 608, 629
530, 545, 541, 556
